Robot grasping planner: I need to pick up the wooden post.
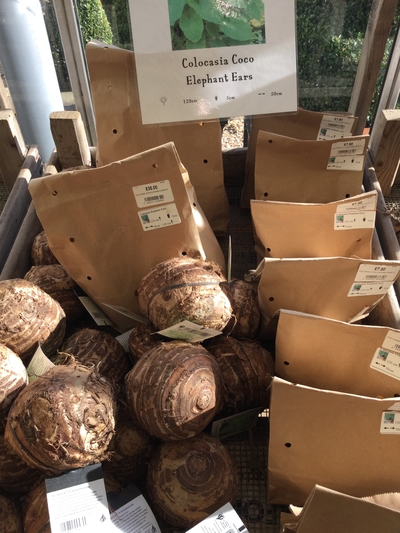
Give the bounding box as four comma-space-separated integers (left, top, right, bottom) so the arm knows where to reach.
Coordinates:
0, 145, 42, 274
50, 110, 91, 169
370, 109, 400, 196
348, 0, 398, 135
0, 109, 27, 192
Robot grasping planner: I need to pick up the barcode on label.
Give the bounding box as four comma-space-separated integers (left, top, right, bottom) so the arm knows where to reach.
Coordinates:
145, 194, 164, 203
60, 516, 87, 532
365, 274, 387, 280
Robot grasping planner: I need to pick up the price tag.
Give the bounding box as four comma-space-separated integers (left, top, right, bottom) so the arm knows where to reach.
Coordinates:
133, 180, 174, 208
317, 115, 355, 140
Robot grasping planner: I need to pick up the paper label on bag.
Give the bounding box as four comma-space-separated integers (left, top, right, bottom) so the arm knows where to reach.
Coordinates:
27, 344, 54, 382
371, 347, 400, 381
380, 411, 400, 434
337, 195, 377, 213
347, 280, 393, 297
327, 139, 366, 171
133, 180, 174, 208
382, 330, 400, 353
354, 264, 400, 283
317, 115, 355, 140
46, 465, 110, 533
185, 503, 249, 533
334, 211, 375, 230
138, 203, 181, 231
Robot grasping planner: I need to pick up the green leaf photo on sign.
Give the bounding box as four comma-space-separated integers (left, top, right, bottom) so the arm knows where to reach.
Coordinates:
169, 0, 266, 50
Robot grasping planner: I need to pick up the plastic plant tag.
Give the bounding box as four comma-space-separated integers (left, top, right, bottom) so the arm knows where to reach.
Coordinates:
108, 484, 161, 533
185, 503, 249, 533
45, 464, 110, 533
153, 320, 222, 342
74, 287, 115, 326
26, 343, 54, 382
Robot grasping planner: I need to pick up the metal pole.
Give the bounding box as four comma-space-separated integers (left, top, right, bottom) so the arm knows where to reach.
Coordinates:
0, 0, 64, 162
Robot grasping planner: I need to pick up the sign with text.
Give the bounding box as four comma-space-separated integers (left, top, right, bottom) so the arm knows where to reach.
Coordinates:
128, 0, 297, 124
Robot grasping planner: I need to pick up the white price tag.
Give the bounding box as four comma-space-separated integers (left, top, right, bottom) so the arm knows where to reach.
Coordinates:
354, 264, 400, 283
336, 194, 377, 213
317, 115, 355, 140
138, 203, 181, 231
46, 465, 111, 533
133, 180, 174, 208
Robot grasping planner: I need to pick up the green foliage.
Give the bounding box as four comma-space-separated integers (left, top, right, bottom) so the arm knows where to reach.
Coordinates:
169, 0, 265, 50
76, 0, 113, 46
296, 0, 400, 126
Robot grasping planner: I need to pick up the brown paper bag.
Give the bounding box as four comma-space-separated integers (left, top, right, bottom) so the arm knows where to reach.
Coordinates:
275, 310, 400, 398
28, 142, 225, 332
85, 40, 230, 235
251, 256, 400, 335
268, 377, 400, 506
280, 485, 400, 533
241, 108, 359, 207
254, 131, 369, 204
250, 190, 377, 260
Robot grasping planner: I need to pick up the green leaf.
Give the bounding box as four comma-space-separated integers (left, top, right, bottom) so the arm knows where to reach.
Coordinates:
168, 0, 186, 25
187, 0, 224, 24
219, 17, 254, 41
179, 5, 205, 43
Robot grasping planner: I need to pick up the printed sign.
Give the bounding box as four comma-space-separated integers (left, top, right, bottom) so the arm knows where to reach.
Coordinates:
128, 0, 297, 124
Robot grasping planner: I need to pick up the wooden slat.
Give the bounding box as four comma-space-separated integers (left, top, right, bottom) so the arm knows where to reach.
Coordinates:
0, 154, 59, 281
348, 0, 398, 135
0, 145, 43, 274
0, 76, 13, 111
0, 109, 28, 192
50, 110, 91, 169
371, 109, 400, 195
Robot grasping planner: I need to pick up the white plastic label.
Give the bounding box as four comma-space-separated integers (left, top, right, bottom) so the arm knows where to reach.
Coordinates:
26, 344, 54, 382
46, 465, 110, 533
185, 503, 249, 533
317, 115, 355, 140
110, 493, 161, 533
155, 320, 222, 342
382, 329, 400, 353
133, 180, 174, 208
138, 203, 181, 231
